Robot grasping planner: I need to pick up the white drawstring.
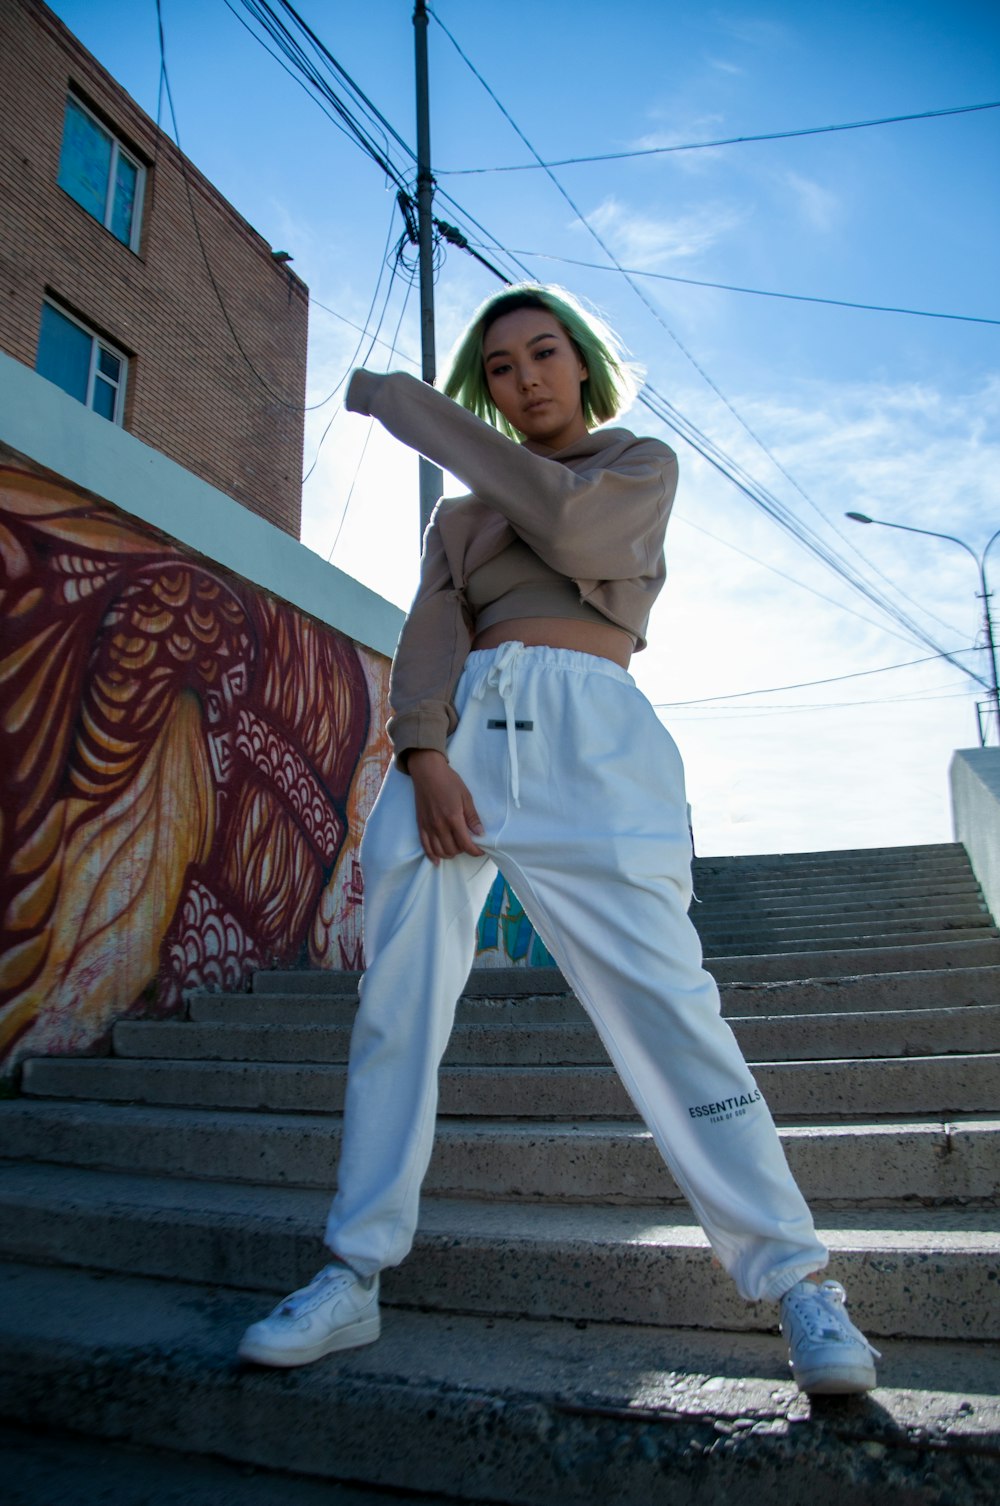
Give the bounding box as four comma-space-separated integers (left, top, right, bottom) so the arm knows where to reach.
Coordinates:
473, 641, 526, 806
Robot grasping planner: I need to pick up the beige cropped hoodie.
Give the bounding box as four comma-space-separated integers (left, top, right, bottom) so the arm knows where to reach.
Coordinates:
345, 369, 679, 766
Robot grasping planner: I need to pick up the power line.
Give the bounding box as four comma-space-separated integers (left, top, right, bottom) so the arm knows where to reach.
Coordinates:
434, 218, 513, 284
156, 0, 308, 409
311, 298, 419, 369
326, 266, 416, 560
231, 0, 413, 191
673, 515, 952, 645
654, 648, 978, 707
220, 0, 381, 161
662, 687, 974, 719
497, 249, 1000, 328
303, 197, 404, 485
207, 0, 428, 417
161, 0, 405, 416
428, 6, 973, 665
439, 100, 1000, 174
640, 382, 989, 688
642, 381, 982, 677
212, 0, 988, 683
274, 0, 415, 164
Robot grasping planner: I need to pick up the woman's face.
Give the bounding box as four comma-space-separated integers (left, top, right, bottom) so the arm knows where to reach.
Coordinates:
482, 307, 589, 449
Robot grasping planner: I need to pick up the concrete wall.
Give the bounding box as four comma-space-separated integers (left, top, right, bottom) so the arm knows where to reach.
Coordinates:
0, 0, 307, 536
950, 748, 1000, 924
0, 351, 400, 655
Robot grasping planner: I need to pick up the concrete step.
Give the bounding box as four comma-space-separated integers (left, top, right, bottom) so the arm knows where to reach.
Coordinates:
202, 966, 1000, 1023
692, 839, 965, 868
2, 1101, 996, 1205
707, 939, 1000, 981
694, 896, 988, 926
0, 1261, 997, 1505
114, 1005, 1000, 1067
692, 849, 969, 879
0, 1163, 996, 1341
3, 1423, 438, 1506
692, 878, 983, 908
693, 858, 976, 883
695, 915, 996, 947
16, 1162, 1000, 1345
22, 1052, 1000, 1121
694, 859, 974, 882
702, 929, 998, 959
247, 940, 1000, 998
247, 967, 560, 997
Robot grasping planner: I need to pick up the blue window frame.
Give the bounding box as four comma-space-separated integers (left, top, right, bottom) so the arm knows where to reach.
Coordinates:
36, 301, 128, 425
57, 94, 144, 251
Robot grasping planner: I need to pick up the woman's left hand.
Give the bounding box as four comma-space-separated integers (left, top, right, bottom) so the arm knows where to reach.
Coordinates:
407, 750, 486, 865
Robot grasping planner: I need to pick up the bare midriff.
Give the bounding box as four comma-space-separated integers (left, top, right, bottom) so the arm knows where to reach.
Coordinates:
471, 616, 633, 669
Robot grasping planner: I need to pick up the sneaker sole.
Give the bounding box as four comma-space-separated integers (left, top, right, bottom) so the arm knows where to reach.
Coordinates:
237, 1311, 381, 1368
792, 1362, 877, 1396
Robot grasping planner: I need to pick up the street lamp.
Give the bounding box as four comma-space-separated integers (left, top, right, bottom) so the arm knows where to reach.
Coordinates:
845, 512, 1000, 746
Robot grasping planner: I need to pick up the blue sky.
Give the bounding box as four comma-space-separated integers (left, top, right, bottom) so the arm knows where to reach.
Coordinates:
47, 0, 1000, 854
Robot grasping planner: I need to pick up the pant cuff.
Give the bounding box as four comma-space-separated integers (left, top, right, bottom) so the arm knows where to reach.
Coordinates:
763, 1259, 830, 1305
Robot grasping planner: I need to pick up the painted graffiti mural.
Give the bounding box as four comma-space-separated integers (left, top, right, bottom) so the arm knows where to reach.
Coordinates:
0, 466, 391, 1075
476, 874, 556, 968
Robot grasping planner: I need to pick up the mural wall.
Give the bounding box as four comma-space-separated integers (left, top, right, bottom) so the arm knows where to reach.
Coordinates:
476, 874, 556, 969
0, 465, 391, 1077
0, 464, 553, 1079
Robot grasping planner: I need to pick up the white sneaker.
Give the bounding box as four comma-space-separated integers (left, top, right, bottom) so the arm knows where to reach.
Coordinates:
780, 1279, 880, 1395
238, 1263, 381, 1368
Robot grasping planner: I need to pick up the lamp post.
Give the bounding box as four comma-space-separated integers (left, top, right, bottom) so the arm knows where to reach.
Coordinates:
845, 512, 1000, 746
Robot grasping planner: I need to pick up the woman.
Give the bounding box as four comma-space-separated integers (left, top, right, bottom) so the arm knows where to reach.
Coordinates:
239, 285, 878, 1395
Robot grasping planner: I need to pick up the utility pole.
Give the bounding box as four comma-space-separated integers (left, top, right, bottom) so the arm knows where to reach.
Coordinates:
413, 0, 442, 541
976, 533, 1000, 744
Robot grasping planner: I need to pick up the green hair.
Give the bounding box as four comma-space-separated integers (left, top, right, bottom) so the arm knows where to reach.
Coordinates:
443, 283, 636, 439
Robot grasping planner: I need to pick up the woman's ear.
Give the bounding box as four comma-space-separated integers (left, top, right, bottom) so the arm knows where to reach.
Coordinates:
570, 338, 588, 384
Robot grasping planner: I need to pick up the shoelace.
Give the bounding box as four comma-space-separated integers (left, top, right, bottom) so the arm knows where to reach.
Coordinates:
279, 1264, 351, 1317
472, 640, 527, 806
785, 1281, 881, 1357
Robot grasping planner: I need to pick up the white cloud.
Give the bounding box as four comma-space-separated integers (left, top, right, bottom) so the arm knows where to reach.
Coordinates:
629, 370, 999, 853
780, 170, 841, 233
582, 195, 747, 267
713, 12, 794, 50
628, 113, 733, 174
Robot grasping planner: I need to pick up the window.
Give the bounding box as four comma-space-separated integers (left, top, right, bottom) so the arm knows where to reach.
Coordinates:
36, 301, 128, 424
57, 94, 145, 251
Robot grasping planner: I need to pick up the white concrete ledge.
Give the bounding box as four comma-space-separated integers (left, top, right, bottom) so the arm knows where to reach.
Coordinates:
0, 352, 403, 659
950, 747, 1000, 923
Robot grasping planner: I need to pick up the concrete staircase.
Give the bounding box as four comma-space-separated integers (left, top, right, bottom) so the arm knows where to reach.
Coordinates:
2, 840, 999, 1503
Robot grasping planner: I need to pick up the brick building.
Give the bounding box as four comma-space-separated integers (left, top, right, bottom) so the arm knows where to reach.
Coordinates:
0, 0, 307, 536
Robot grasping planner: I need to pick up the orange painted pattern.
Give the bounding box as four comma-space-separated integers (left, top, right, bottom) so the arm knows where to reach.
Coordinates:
0, 468, 388, 1074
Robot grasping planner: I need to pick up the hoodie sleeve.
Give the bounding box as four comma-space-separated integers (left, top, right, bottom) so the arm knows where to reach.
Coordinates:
385, 512, 473, 769
346, 369, 676, 582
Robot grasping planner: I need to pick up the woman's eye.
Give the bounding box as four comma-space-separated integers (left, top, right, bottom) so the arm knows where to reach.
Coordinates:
535, 347, 555, 360
489, 363, 511, 377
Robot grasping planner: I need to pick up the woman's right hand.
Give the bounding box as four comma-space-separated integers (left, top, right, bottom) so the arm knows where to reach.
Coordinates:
407, 750, 486, 865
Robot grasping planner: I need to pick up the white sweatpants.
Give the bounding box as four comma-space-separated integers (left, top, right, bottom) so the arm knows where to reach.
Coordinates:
326, 644, 828, 1302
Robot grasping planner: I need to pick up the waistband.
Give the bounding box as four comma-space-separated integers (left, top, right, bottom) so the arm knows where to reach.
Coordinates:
463, 643, 634, 685
462, 643, 633, 807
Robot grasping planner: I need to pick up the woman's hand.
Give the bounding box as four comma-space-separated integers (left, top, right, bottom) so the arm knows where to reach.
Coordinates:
407, 750, 485, 864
